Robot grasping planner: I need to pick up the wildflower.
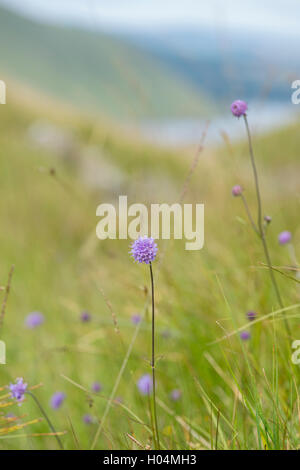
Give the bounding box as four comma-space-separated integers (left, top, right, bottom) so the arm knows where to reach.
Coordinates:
247, 311, 257, 321
9, 378, 27, 403
137, 374, 152, 395
232, 185, 243, 197
240, 331, 251, 341
50, 392, 66, 409
131, 314, 141, 325
80, 311, 91, 322
231, 100, 248, 117
264, 215, 272, 224
25, 312, 44, 329
130, 237, 158, 264
83, 414, 93, 425
278, 231, 292, 245
91, 381, 102, 393
170, 389, 181, 401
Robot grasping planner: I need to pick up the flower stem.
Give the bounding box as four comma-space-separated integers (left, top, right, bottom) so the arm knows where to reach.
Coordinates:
26, 391, 64, 450
243, 115, 291, 337
149, 262, 160, 450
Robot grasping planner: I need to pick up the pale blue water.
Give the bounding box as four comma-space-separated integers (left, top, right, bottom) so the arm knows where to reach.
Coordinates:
138, 102, 300, 147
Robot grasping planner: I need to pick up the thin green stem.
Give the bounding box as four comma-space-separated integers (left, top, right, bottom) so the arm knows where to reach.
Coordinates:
149, 262, 160, 450
26, 391, 64, 450
243, 115, 291, 337
240, 194, 260, 236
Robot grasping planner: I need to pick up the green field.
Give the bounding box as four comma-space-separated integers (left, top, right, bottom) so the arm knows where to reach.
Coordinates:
0, 86, 300, 450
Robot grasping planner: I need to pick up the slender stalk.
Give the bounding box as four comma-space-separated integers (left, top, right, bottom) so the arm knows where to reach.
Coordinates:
243, 115, 291, 337
240, 194, 260, 236
149, 262, 160, 449
26, 391, 64, 450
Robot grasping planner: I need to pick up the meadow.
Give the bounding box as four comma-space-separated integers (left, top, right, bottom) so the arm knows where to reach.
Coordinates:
0, 87, 300, 450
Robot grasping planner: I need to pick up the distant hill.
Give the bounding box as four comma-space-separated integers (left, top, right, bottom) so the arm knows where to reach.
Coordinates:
121, 28, 300, 109
0, 6, 213, 120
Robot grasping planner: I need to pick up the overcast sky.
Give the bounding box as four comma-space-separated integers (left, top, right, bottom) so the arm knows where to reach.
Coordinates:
1, 0, 300, 36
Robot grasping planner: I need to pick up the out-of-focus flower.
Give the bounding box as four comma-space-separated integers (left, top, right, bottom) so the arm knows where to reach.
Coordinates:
25, 312, 44, 329
231, 100, 248, 117
91, 381, 102, 393
264, 215, 272, 224
50, 392, 66, 409
247, 311, 257, 321
83, 414, 93, 424
80, 311, 91, 323
232, 185, 243, 197
137, 374, 152, 395
278, 231, 292, 245
240, 331, 251, 341
170, 389, 181, 401
131, 314, 141, 325
9, 378, 27, 404
130, 237, 158, 264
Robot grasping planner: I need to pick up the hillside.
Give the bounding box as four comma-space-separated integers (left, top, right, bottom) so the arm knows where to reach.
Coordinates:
0, 85, 300, 449
0, 6, 213, 120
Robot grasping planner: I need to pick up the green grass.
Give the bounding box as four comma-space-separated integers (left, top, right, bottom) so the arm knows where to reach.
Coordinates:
0, 91, 300, 450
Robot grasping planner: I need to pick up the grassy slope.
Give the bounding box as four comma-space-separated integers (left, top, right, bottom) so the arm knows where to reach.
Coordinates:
0, 90, 300, 449
0, 6, 213, 120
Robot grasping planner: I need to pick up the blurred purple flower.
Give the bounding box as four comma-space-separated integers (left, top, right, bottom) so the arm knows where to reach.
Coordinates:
50, 392, 65, 409
137, 374, 152, 395
130, 237, 158, 264
131, 314, 141, 325
278, 231, 292, 245
80, 311, 91, 323
25, 312, 44, 329
83, 414, 93, 424
264, 215, 272, 224
231, 100, 248, 117
240, 331, 251, 341
91, 381, 102, 393
232, 185, 243, 197
247, 311, 257, 321
170, 389, 181, 401
9, 378, 27, 404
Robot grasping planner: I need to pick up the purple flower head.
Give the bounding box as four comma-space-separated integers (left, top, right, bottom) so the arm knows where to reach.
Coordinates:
131, 314, 141, 325
137, 374, 152, 395
240, 331, 251, 341
264, 215, 272, 224
25, 312, 44, 329
231, 100, 248, 117
83, 414, 93, 425
9, 378, 27, 404
80, 311, 91, 323
50, 392, 66, 410
232, 185, 243, 197
170, 389, 181, 401
130, 237, 158, 264
247, 311, 257, 321
91, 381, 102, 393
278, 231, 292, 245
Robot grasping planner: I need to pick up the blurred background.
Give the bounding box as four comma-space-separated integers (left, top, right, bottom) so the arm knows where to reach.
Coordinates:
1, 0, 300, 145
0, 0, 300, 450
